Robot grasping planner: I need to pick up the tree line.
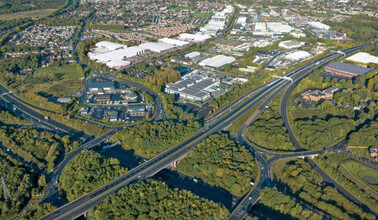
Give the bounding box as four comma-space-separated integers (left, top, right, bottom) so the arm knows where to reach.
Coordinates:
246, 93, 295, 151
0, 126, 77, 171
176, 133, 257, 197
60, 150, 127, 201
0, 149, 46, 219
110, 121, 200, 159
273, 158, 375, 219
87, 179, 230, 219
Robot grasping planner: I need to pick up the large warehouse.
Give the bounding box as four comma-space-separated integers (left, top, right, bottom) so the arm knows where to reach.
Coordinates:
325, 62, 373, 78
165, 74, 220, 102
88, 38, 191, 68
199, 55, 236, 69
88, 43, 147, 69
285, 50, 311, 61
346, 52, 378, 65
178, 33, 211, 43
279, 40, 305, 50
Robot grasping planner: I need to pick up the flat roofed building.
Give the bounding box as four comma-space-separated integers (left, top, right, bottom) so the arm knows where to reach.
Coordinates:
346, 52, 378, 65
139, 42, 176, 53
325, 61, 373, 78
89, 81, 115, 92
308, 21, 330, 30
279, 40, 305, 49
159, 38, 189, 47
199, 55, 236, 69
95, 41, 126, 51
285, 50, 311, 61
178, 33, 211, 42
185, 51, 201, 59
165, 75, 220, 102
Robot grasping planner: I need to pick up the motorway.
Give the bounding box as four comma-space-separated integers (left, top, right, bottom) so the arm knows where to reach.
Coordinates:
40, 43, 376, 220
227, 42, 377, 220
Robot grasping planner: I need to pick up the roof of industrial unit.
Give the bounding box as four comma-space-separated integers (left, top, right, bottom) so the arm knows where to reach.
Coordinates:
285, 50, 311, 60
178, 33, 211, 42
325, 61, 373, 75
95, 41, 126, 50
89, 81, 115, 89
159, 38, 190, 47
346, 52, 378, 64
199, 55, 236, 68
139, 42, 176, 53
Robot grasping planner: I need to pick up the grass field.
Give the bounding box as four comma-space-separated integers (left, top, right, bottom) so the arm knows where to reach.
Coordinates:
361, 26, 375, 33
191, 13, 214, 18
0, 9, 57, 20
17, 79, 83, 97
343, 160, 378, 191
35, 64, 85, 80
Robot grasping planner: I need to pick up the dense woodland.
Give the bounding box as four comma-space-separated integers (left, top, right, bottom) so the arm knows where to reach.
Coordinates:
176, 133, 257, 197
260, 187, 322, 220
289, 67, 377, 149
0, 0, 66, 14
0, 127, 77, 171
111, 121, 200, 159
19, 203, 55, 220
315, 153, 378, 211
87, 179, 230, 219
273, 159, 375, 219
326, 15, 378, 43
0, 105, 30, 125
60, 150, 127, 201
0, 149, 45, 219
348, 117, 378, 147
246, 93, 295, 151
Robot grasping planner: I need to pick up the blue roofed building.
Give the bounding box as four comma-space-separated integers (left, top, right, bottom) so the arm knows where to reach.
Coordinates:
325, 61, 373, 78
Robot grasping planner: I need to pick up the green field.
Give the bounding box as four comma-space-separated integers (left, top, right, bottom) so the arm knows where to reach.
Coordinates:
18, 79, 83, 97
0, 9, 56, 20
361, 26, 375, 33
343, 160, 378, 191
35, 64, 85, 80
191, 13, 214, 18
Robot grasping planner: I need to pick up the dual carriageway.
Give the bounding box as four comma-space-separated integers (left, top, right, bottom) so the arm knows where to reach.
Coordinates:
0, 41, 375, 219
39, 42, 377, 220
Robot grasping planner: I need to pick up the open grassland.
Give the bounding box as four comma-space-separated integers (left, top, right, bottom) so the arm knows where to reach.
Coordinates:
17, 79, 83, 97
35, 64, 85, 80
0, 9, 56, 20
191, 13, 214, 18
343, 160, 378, 190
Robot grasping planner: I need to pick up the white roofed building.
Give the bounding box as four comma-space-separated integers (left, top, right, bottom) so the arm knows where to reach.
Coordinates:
308, 22, 330, 30
199, 55, 235, 69
139, 42, 176, 53
279, 40, 305, 50
159, 38, 190, 47
178, 33, 211, 42
285, 51, 311, 61
346, 52, 378, 64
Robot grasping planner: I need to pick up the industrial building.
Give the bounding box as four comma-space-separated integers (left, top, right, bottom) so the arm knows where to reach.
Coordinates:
346, 52, 378, 65
279, 40, 305, 49
165, 74, 220, 102
89, 81, 115, 92
177, 33, 211, 43
253, 22, 294, 36
325, 62, 373, 78
308, 21, 330, 30
88, 38, 191, 69
199, 55, 236, 69
185, 51, 201, 59
285, 50, 311, 61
